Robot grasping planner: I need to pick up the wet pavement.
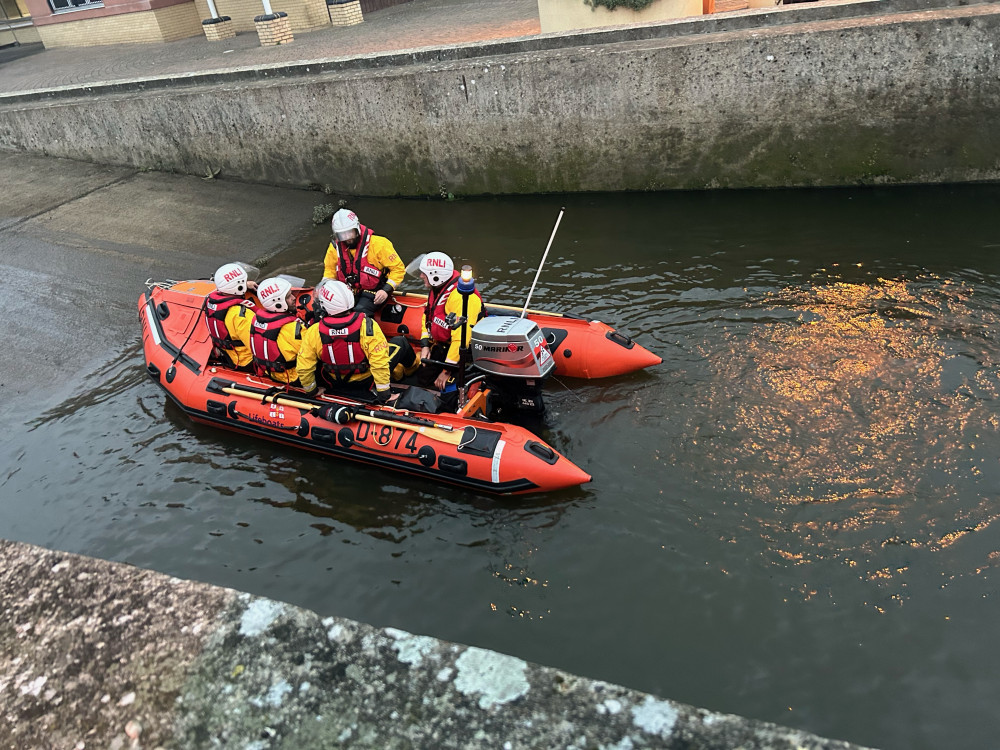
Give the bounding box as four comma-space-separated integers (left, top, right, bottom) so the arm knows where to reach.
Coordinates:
0, 0, 540, 95
0, 151, 317, 415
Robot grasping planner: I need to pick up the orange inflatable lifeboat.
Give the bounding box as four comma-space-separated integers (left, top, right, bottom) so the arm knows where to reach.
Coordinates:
138, 280, 593, 495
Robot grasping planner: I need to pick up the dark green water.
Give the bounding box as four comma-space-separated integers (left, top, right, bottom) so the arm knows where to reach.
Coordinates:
5, 185, 1000, 749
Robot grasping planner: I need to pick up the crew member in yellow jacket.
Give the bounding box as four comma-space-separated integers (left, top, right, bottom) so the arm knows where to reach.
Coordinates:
297, 280, 397, 404
323, 208, 405, 315
249, 277, 304, 385
417, 252, 485, 391
205, 262, 257, 370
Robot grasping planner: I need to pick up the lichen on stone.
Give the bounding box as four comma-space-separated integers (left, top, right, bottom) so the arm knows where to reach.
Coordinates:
386, 628, 439, 666
238, 598, 285, 637
453, 647, 530, 710
630, 696, 679, 737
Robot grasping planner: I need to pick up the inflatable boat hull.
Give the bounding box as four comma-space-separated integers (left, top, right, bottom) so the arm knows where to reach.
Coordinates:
139, 284, 591, 495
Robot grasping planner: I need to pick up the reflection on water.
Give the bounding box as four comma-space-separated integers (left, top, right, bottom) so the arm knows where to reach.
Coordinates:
681, 270, 1000, 609
715, 276, 995, 503
5, 185, 1000, 750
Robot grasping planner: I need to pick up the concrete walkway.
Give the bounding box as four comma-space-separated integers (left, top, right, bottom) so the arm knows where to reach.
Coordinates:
0, 0, 540, 95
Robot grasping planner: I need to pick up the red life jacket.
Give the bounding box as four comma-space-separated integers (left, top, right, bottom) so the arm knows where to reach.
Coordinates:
335, 225, 384, 293
317, 311, 374, 381
424, 272, 484, 344
205, 291, 249, 351
249, 309, 301, 374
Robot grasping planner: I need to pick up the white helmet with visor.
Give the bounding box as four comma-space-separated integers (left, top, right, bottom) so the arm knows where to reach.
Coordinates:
316, 279, 355, 316
257, 277, 293, 313
418, 252, 455, 288
331, 209, 361, 245
214, 263, 249, 295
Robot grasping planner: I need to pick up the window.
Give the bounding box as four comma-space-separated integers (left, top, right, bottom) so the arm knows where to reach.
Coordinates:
49, 0, 104, 12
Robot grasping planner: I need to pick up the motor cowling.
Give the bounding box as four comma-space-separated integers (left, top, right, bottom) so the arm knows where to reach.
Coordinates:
470, 316, 555, 416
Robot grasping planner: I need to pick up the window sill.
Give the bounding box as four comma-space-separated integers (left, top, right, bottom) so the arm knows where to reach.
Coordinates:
51, 4, 106, 14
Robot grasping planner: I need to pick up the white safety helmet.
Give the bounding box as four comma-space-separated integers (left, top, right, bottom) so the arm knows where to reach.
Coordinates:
214, 263, 249, 295
317, 279, 355, 316
257, 277, 293, 313
419, 252, 455, 287
331, 209, 361, 243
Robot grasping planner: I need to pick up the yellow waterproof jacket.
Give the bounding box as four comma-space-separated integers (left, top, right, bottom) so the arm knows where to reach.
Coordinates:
297, 315, 391, 394
220, 304, 255, 368
322, 235, 405, 293
421, 289, 484, 363
263, 320, 304, 385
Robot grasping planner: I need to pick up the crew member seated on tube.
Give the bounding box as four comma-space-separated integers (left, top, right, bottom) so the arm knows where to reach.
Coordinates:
322, 208, 405, 316
205, 262, 257, 371
418, 252, 485, 392
297, 280, 418, 404
249, 277, 304, 386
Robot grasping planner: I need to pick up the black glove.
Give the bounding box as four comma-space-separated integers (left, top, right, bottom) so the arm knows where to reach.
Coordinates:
374, 388, 392, 405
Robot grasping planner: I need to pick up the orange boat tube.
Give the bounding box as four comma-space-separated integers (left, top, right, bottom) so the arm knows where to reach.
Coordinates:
138, 283, 591, 495
376, 294, 661, 380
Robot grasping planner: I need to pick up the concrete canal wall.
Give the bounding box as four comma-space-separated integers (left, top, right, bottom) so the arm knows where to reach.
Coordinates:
0, 538, 868, 749
0, 0, 998, 195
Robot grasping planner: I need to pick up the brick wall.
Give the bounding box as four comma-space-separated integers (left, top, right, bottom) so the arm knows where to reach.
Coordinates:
35, 2, 201, 46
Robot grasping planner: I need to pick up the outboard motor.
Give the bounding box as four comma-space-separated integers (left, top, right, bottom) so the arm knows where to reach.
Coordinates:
470, 315, 555, 418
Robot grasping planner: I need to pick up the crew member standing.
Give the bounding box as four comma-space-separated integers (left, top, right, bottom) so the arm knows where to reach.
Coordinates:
205, 262, 257, 371
417, 252, 484, 391
249, 277, 304, 386
322, 208, 405, 315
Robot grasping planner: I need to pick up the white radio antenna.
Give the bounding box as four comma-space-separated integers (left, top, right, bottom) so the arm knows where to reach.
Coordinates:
520, 207, 565, 318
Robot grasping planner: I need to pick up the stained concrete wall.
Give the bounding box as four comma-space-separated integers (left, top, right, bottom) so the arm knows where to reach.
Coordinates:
0, 538, 869, 749
0, 0, 997, 196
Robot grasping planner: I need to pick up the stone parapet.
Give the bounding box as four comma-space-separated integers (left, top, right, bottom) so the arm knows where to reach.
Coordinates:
0, 538, 866, 749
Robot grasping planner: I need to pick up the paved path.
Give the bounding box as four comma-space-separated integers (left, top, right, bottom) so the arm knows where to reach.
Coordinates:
0, 0, 540, 95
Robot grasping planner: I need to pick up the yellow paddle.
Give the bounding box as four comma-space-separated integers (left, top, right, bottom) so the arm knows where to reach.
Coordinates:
221, 386, 464, 447
341, 411, 463, 447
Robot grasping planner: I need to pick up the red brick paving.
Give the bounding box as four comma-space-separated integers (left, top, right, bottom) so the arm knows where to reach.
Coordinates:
0, 0, 541, 95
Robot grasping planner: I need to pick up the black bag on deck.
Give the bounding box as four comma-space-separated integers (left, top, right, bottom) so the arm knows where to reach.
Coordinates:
394, 386, 445, 414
